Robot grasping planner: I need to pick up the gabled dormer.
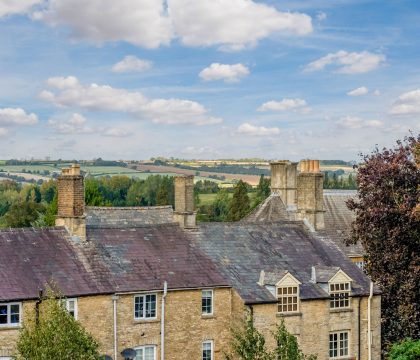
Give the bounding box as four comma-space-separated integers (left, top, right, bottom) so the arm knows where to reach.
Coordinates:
258, 270, 301, 314
276, 272, 302, 314
311, 266, 352, 309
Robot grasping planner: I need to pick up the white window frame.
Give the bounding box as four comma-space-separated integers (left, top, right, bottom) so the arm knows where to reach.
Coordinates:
276, 285, 299, 314
329, 331, 349, 359
65, 298, 78, 320
202, 289, 214, 316
329, 282, 351, 309
134, 345, 156, 360
0, 302, 21, 327
134, 294, 157, 320
202, 340, 214, 360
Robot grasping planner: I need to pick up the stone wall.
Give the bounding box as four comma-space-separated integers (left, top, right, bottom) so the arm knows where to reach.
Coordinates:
0, 292, 381, 360
252, 295, 381, 360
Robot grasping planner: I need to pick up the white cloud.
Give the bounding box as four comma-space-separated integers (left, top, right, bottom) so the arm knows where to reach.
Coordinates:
305, 50, 385, 74
112, 56, 153, 73
316, 12, 327, 21
335, 116, 383, 129
33, 0, 173, 49
0, 108, 38, 126
40, 76, 222, 126
101, 128, 130, 137
170, 0, 312, 51
199, 63, 250, 83
181, 146, 214, 156
390, 89, 420, 115
347, 86, 369, 96
0, 0, 41, 18
48, 113, 93, 134
0, 128, 8, 137
237, 123, 280, 136
257, 98, 307, 112
373, 89, 381, 96
33, 0, 312, 51
48, 113, 131, 137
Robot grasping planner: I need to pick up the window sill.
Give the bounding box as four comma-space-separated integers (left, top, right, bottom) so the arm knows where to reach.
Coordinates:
133, 318, 159, 324
202, 314, 215, 319
330, 308, 353, 313
0, 325, 21, 330
276, 312, 302, 318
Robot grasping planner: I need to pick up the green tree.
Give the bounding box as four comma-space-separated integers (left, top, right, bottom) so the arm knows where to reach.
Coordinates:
85, 178, 106, 206
389, 339, 420, 360
226, 318, 317, 360
225, 318, 272, 360
347, 135, 420, 353
253, 175, 270, 208
228, 180, 250, 221
212, 189, 230, 221
156, 183, 169, 205
273, 320, 317, 360
16, 288, 100, 360
3, 201, 44, 227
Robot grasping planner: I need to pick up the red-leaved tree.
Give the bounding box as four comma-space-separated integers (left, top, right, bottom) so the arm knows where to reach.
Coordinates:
347, 135, 420, 353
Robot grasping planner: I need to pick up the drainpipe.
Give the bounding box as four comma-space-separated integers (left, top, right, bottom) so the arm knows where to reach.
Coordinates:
358, 297, 361, 360
368, 282, 373, 360
35, 289, 43, 326
161, 281, 168, 360
112, 294, 119, 360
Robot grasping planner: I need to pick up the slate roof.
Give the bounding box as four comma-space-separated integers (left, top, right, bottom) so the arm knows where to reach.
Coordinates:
192, 221, 375, 304
321, 191, 363, 257
86, 206, 174, 228
244, 190, 363, 257
0, 225, 228, 302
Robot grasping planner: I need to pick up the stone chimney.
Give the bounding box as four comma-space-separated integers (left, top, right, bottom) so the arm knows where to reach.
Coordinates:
297, 160, 325, 230
270, 160, 298, 210
174, 175, 197, 228
55, 164, 86, 240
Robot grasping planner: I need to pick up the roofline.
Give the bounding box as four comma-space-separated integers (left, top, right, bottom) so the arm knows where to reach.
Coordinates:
0, 285, 232, 303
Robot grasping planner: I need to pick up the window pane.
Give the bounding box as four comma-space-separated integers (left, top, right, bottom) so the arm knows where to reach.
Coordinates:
144, 347, 154, 360
135, 348, 144, 360
0, 305, 7, 324
202, 342, 212, 360
145, 295, 156, 318
10, 305, 19, 324
135, 296, 144, 318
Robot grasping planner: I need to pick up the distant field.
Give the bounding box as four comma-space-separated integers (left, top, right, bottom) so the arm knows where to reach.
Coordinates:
0, 160, 6, 166
199, 192, 256, 205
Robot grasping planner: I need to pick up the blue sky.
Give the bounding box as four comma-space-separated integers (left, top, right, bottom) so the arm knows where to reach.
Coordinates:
0, 0, 419, 161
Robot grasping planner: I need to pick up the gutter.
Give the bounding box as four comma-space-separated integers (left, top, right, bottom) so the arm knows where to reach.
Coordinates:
161, 281, 168, 360
112, 294, 119, 360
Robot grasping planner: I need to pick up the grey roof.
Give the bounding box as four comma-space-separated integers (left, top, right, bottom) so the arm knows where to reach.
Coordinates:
321, 193, 364, 257
86, 206, 174, 228
312, 265, 340, 282
243, 190, 364, 257
242, 193, 291, 223
0, 225, 228, 302
192, 221, 375, 304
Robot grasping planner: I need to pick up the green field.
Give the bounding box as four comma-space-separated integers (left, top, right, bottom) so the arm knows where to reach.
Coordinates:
199, 192, 256, 205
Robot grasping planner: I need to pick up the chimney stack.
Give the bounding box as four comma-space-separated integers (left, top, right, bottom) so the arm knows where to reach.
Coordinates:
297, 160, 324, 230
174, 175, 197, 228
55, 164, 86, 240
270, 160, 298, 210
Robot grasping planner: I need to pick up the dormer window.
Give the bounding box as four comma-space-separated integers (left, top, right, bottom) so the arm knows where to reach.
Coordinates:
329, 282, 350, 308
275, 272, 301, 314
277, 286, 298, 313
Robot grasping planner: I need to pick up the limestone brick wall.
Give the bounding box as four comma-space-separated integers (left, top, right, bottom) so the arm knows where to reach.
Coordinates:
73, 288, 235, 360
174, 176, 195, 213
57, 175, 84, 217
252, 295, 381, 360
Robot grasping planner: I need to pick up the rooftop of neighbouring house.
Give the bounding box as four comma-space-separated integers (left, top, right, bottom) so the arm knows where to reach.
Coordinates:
243, 190, 363, 257
0, 224, 228, 301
